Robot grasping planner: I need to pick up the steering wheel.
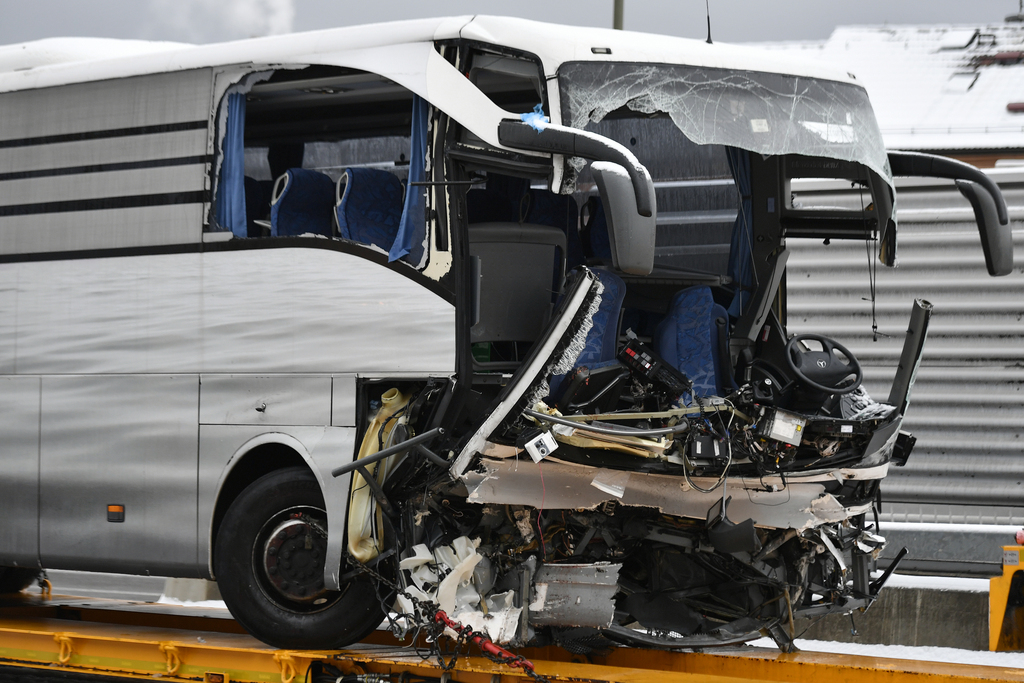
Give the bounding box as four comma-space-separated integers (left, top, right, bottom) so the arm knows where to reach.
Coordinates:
784, 333, 862, 395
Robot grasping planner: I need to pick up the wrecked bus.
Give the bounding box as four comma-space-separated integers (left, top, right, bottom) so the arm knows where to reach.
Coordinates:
0, 16, 1012, 653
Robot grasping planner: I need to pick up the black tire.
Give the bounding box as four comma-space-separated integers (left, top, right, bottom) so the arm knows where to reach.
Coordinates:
214, 466, 392, 649
0, 567, 40, 594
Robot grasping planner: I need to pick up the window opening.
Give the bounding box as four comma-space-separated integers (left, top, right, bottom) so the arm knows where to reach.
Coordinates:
212, 66, 434, 270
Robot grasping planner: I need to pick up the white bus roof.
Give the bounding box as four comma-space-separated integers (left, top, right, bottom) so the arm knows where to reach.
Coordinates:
0, 18, 886, 189
0, 16, 858, 92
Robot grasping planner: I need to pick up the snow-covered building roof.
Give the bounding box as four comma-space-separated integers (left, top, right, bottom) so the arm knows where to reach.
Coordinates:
761, 24, 1024, 156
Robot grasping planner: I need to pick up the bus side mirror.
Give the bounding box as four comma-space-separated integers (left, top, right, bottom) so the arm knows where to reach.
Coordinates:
889, 150, 1013, 277
592, 161, 656, 275
956, 179, 1014, 276
497, 119, 655, 217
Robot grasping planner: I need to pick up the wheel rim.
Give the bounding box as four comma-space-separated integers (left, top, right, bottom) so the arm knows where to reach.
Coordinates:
252, 505, 343, 612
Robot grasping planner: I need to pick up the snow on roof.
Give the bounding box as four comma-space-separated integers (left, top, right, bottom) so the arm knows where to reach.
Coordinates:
760, 24, 1024, 152
0, 16, 857, 94
0, 37, 191, 73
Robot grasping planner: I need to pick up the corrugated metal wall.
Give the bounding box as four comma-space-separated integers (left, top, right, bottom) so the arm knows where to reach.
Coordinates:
787, 170, 1024, 515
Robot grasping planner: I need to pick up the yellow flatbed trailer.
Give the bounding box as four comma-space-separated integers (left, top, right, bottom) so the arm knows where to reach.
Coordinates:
0, 594, 1020, 683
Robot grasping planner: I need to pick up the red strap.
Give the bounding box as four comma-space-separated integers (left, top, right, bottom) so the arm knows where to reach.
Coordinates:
433, 610, 536, 672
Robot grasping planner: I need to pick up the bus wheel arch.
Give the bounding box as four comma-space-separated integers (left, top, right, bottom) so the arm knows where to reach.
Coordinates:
209, 440, 310, 566
213, 465, 390, 649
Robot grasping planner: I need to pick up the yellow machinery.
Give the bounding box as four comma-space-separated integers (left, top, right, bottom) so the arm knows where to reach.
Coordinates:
1, 592, 1023, 683
990, 545, 1024, 652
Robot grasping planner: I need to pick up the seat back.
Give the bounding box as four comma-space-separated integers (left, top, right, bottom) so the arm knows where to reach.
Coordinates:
269, 168, 335, 237
654, 286, 733, 398
466, 174, 584, 269
548, 267, 626, 398
469, 222, 567, 346
335, 167, 405, 251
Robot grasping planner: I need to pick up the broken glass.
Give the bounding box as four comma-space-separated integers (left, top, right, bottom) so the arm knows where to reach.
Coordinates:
558, 62, 892, 193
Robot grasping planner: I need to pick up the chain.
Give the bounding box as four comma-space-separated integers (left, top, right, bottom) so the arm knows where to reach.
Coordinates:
344, 555, 549, 683
295, 512, 328, 540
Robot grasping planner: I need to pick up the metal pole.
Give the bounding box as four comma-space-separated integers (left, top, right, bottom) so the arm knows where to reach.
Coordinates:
613, 0, 624, 30
330, 427, 444, 478
887, 299, 933, 415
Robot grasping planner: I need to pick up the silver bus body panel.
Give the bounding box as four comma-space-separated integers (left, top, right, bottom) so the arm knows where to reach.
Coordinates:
199, 375, 333, 427
0, 248, 455, 376
331, 375, 358, 427
0, 248, 455, 575
197, 424, 357, 588
0, 204, 207, 255
0, 129, 209, 176
39, 374, 200, 576
0, 69, 214, 255
0, 376, 41, 567
0, 164, 207, 207
0, 69, 214, 140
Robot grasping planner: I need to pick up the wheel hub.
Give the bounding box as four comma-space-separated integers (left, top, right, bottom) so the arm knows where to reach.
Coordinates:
262, 514, 328, 604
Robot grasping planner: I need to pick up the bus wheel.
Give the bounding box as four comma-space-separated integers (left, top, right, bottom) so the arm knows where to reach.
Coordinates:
0, 567, 40, 594
214, 466, 391, 649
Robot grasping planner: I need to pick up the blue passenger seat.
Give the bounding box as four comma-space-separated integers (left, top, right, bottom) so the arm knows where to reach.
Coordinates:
269, 168, 335, 237
548, 267, 626, 399
335, 167, 405, 251
654, 286, 734, 398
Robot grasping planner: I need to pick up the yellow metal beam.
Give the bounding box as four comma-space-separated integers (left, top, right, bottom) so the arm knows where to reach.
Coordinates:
0, 599, 1022, 683
990, 545, 1024, 652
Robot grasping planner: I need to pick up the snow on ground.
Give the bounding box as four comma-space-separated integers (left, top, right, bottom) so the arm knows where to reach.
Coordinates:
748, 638, 1024, 668
152, 575, 1023, 668
877, 572, 991, 592
156, 595, 229, 609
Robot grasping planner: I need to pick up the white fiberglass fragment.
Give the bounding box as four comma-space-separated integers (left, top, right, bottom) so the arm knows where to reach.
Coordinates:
397, 536, 529, 644
433, 544, 459, 572
455, 582, 481, 611
435, 548, 482, 615
591, 470, 629, 498
454, 599, 522, 643
552, 423, 575, 437
451, 535, 480, 561
398, 544, 433, 570
409, 563, 438, 589
528, 583, 548, 611
818, 532, 848, 573
805, 493, 848, 525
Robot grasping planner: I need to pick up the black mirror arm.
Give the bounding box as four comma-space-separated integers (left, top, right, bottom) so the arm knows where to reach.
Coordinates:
497, 120, 654, 217
956, 179, 1014, 276
888, 150, 1008, 225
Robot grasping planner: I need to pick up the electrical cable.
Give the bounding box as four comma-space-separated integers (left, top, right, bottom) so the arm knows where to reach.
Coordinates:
680, 393, 732, 494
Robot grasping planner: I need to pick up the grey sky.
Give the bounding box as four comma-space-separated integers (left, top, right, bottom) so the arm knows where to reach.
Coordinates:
1, 0, 1018, 46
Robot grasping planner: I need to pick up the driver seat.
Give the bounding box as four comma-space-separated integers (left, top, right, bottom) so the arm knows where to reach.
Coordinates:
654, 286, 734, 398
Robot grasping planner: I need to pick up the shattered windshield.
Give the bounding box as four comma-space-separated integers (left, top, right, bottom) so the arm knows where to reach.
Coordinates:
558, 62, 892, 189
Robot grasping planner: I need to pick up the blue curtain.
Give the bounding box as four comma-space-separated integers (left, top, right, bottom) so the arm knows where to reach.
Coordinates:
725, 147, 753, 317
215, 92, 247, 238
389, 94, 428, 264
